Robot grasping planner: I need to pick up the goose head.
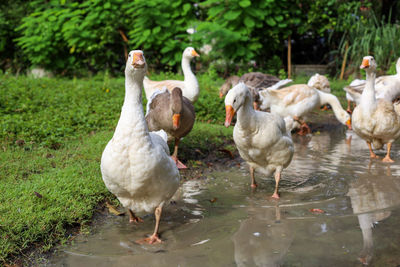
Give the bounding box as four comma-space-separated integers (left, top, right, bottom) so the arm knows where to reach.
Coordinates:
183, 47, 200, 60
224, 83, 252, 127
219, 75, 240, 98
307, 73, 331, 92
339, 109, 352, 130
125, 50, 147, 79
171, 87, 183, 130
360, 56, 377, 73
259, 89, 271, 110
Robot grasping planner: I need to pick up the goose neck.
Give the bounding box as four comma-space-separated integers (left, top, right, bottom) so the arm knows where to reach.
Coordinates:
113, 74, 151, 145
319, 91, 348, 124
237, 96, 256, 129
360, 69, 377, 114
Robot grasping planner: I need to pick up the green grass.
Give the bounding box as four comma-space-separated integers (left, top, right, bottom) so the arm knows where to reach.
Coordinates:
0, 130, 112, 262
0, 72, 353, 263
0, 122, 233, 263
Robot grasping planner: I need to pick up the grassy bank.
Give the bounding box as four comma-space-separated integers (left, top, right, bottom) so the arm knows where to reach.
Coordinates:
0, 72, 348, 263
0, 122, 233, 263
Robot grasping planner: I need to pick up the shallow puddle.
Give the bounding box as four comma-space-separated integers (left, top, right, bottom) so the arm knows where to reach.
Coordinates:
47, 130, 400, 266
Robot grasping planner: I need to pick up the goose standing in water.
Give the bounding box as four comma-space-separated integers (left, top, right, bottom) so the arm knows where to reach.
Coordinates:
101, 50, 180, 244
351, 56, 400, 162
224, 83, 294, 199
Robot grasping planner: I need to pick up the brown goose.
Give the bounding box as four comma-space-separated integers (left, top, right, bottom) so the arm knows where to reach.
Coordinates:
239, 72, 281, 110
219, 75, 240, 98
146, 87, 195, 168
219, 72, 290, 110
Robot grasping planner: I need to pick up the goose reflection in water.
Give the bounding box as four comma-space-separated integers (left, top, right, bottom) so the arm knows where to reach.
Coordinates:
347, 162, 400, 265
232, 203, 293, 267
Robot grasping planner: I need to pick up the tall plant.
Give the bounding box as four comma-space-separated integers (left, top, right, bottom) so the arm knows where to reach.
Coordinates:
193, 0, 304, 68
16, 0, 132, 74
126, 0, 199, 71
335, 4, 400, 74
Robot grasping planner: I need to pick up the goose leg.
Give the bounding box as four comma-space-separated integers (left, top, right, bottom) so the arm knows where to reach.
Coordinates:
253, 101, 260, 111
367, 142, 379, 159
320, 104, 329, 111
346, 100, 352, 114
172, 137, 180, 158
128, 209, 143, 223
271, 170, 281, 199
382, 143, 395, 163
171, 138, 187, 169
249, 166, 257, 188
136, 206, 163, 244
293, 116, 311, 135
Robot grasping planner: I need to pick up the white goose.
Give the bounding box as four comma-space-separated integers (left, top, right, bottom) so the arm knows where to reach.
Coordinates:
352, 56, 400, 162
224, 83, 294, 199
344, 57, 400, 113
259, 84, 351, 135
143, 47, 200, 103
307, 73, 331, 93
101, 50, 180, 244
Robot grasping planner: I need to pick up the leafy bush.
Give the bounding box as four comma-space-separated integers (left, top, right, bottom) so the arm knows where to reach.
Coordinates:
16, 0, 131, 75
333, 4, 400, 74
126, 0, 199, 70
194, 0, 303, 68
0, 0, 32, 72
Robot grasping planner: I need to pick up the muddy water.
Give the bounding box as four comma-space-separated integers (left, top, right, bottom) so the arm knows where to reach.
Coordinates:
48, 130, 400, 266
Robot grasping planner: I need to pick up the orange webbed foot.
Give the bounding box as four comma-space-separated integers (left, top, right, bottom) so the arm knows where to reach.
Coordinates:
171, 156, 187, 169
370, 153, 379, 159
382, 156, 394, 163
271, 193, 280, 200
136, 234, 162, 245
129, 216, 144, 224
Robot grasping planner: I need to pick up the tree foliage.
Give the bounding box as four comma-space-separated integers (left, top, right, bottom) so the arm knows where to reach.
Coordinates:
1, 0, 398, 75
126, 0, 200, 70
194, 0, 304, 67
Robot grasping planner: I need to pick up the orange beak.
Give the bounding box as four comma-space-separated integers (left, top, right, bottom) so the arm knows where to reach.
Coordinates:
132, 52, 145, 68
360, 58, 369, 69
346, 119, 352, 130
172, 114, 181, 130
219, 91, 223, 98
224, 105, 235, 127
192, 49, 200, 57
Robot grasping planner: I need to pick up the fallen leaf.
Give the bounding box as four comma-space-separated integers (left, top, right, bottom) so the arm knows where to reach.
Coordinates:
15, 140, 25, 146
106, 202, 125, 216
218, 148, 234, 159
309, 208, 324, 214
209, 197, 218, 203
34, 192, 43, 198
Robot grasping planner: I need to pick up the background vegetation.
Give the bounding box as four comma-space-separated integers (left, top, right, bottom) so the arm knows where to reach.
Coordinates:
1, 0, 399, 77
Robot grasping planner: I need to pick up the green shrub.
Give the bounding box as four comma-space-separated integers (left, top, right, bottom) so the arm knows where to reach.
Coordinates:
126, 0, 199, 70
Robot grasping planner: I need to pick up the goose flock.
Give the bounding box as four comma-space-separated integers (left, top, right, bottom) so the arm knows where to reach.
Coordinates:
101, 48, 400, 244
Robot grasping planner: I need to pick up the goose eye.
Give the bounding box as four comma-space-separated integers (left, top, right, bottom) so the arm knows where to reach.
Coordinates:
233, 99, 236, 103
